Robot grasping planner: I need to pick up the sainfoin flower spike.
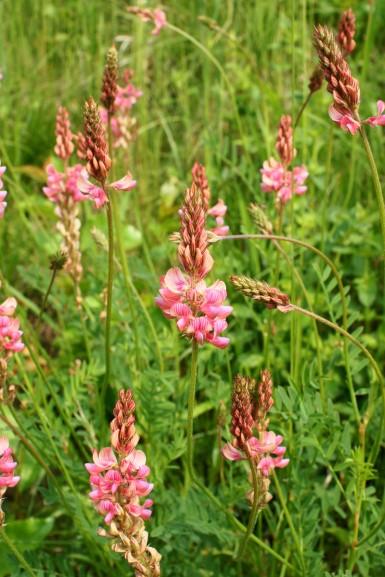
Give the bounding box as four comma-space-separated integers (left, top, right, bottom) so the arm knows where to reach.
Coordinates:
85, 389, 161, 577
0, 164, 7, 219
222, 372, 289, 510
155, 164, 232, 348
260, 115, 308, 206
0, 436, 20, 525
0, 296, 24, 402
43, 106, 89, 300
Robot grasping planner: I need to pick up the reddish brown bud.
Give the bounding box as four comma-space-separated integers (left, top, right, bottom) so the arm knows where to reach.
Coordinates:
178, 167, 213, 281
54, 106, 74, 160
308, 67, 323, 93
101, 45, 118, 113
276, 115, 295, 166
230, 375, 257, 449
191, 162, 211, 211
313, 24, 360, 115
110, 389, 139, 455
256, 369, 274, 431
337, 9, 356, 56
83, 97, 111, 183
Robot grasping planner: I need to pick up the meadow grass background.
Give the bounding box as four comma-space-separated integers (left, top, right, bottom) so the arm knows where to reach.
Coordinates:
1, 0, 385, 576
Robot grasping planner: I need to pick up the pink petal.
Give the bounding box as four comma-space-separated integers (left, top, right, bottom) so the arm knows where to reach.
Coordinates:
222, 443, 243, 461
110, 172, 137, 191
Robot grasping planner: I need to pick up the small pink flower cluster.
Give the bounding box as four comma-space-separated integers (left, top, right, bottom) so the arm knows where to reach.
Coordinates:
0, 436, 20, 489
261, 158, 308, 205
100, 69, 143, 150
208, 199, 229, 236
156, 268, 232, 349
128, 6, 167, 36
0, 165, 7, 219
43, 164, 86, 204
77, 172, 137, 209
331, 100, 385, 134
222, 430, 289, 477
0, 436, 20, 525
0, 297, 24, 359
86, 446, 153, 525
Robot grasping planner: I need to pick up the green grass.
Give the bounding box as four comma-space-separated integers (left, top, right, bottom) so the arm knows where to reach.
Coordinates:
0, 1, 385, 576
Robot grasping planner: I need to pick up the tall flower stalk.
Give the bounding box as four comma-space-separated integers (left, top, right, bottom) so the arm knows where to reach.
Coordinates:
155, 164, 232, 481
222, 372, 289, 557
81, 97, 136, 424
85, 389, 161, 576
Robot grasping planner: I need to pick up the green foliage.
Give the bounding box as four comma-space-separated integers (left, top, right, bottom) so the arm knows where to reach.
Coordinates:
0, 0, 384, 576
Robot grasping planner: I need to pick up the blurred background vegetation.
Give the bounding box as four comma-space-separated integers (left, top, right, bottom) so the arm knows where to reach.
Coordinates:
0, 1, 385, 576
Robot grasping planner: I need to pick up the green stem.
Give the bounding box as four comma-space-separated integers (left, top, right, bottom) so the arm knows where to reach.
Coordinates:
220, 233, 360, 422
38, 267, 58, 323
187, 341, 198, 481
184, 342, 297, 572
0, 527, 36, 577
237, 452, 260, 559
102, 197, 114, 423
273, 472, 306, 572
290, 304, 384, 396
294, 91, 312, 128
359, 126, 385, 273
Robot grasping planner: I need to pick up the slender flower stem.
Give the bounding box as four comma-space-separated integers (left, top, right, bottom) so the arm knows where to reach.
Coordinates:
294, 91, 313, 128
359, 125, 385, 274
38, 267, 58, 323
220, 233, 360, 421
0, 527, 37, 577
187, 340, 198, 482
237, 451, 260, 559
290, 304, 384, 401
102, 195, 114, 424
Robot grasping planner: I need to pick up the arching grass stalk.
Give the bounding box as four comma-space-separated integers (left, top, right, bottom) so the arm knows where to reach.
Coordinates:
219, 233, 360, 422
0, 527, 36, 577
185, 343, 299, 573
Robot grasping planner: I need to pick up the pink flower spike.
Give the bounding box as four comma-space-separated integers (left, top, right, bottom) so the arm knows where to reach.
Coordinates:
110, 172, 137, 191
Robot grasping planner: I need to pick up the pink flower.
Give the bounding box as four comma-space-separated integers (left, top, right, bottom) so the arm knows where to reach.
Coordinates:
329, 104, 361, 134
152, 9, 167, 35
365, 100, 385, 126
208, 199, 229, 236
86, 441, 155, 525
221, 443, 243, 461
0, 298, 24, 362
77, 172, 108, 208
0, 437, 20, 492
155, 267, 232, 349
261, 158, 308, 205
130, 7, 167, 36
115, 82, 143, 111
43, 164, 89, 204
110, 172, 137, 191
